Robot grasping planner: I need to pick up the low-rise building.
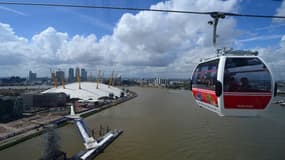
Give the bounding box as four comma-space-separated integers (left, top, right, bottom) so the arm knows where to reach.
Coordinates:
0, 96, 23, 122
23, 93, 67, 110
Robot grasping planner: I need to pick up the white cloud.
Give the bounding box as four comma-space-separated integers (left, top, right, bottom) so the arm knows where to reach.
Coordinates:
110, 0, 238, 69
281, 35, 285, 42
274, 0, 285, 22
238, 34, 283, 43
0, 23, 27, 42
254, 35, 285, 80
0, 23, 29, 66
31, 27, 68, 63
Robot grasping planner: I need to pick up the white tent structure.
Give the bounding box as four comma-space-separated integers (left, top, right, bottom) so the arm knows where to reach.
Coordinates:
42, 82, 123, 102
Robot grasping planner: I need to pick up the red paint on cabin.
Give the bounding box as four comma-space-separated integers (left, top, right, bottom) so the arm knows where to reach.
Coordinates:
192, 88, 218, 107
224, 92, 271, 109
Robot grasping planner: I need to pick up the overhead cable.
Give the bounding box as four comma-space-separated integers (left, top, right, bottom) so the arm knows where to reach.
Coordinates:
0, 1, 285, 19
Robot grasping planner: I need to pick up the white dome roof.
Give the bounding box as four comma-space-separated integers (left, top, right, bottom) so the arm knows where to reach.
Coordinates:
42, 82, 122, 101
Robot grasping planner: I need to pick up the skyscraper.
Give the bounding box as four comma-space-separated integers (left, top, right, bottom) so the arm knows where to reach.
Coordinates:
81, 68, 87, 81
56, 70, 65, 83
68, 68, 74, 82
29, 70, 37, 82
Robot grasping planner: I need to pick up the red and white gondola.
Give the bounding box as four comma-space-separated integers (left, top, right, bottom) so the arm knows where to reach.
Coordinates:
191, 49, 277, 116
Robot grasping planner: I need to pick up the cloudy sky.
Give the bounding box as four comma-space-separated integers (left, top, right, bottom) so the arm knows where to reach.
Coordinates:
0, 0, 285, 79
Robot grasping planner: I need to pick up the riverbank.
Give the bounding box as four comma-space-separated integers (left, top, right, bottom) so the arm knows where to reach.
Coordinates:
0, 91, 137, 151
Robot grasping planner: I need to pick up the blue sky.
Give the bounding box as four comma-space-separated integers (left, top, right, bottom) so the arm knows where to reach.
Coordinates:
0, 0, 163, 38
0, 0, 284, 79
0, 0, 281, 45
235, 0, 285, 48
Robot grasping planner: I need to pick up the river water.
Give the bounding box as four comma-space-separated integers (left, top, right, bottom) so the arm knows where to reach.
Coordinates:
0, 87, 285, 160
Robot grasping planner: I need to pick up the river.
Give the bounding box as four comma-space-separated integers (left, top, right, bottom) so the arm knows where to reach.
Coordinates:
0, 87, 285, 160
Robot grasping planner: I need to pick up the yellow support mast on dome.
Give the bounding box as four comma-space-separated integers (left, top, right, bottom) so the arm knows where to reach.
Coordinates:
50, 69, 58, 88
77, 68, 81, 89
96, 69, 101, 89
108, 70, 114, 88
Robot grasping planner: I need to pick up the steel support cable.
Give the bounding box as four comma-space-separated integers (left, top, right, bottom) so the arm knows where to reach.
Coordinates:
0, 1, 284, 19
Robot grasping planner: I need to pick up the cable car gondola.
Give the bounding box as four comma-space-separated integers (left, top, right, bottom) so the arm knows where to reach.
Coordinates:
191, 49, 277, 116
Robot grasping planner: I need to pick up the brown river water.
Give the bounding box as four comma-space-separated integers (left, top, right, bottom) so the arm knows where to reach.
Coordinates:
0, 87, 285, 160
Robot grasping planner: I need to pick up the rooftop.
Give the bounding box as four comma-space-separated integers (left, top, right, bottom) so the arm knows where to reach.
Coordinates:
42, 82, 123, 102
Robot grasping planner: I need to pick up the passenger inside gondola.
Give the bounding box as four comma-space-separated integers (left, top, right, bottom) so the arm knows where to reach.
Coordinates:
239, 77, 251, 91
228, 77, 239, 91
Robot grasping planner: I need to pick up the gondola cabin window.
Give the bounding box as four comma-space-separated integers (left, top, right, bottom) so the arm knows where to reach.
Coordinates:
192, 59, 219, 91
223, 58, 271, 93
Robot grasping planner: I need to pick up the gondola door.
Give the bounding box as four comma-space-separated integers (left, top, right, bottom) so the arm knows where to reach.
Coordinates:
221, 57, 273, 116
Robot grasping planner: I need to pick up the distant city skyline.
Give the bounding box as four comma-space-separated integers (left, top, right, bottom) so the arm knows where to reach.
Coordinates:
0, 0, 284, 79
